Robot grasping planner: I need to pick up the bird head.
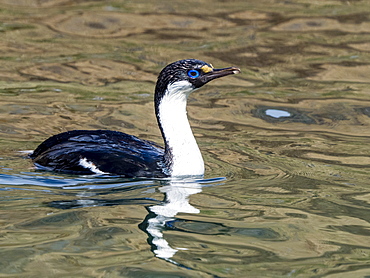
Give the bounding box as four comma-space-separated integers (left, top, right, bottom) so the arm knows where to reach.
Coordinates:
155, 59, 240, 100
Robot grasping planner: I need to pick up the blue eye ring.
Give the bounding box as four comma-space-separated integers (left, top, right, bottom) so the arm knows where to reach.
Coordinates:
187, 69, 200, 79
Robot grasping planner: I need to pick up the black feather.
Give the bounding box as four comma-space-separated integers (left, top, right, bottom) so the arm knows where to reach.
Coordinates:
30, 59, 239, 178
31, 130, 167, 178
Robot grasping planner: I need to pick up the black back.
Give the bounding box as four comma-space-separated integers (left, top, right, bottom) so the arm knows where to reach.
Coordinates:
30, 130, 167, 178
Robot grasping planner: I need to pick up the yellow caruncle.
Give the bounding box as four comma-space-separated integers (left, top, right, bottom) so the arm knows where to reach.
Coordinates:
200, 65, 213, 73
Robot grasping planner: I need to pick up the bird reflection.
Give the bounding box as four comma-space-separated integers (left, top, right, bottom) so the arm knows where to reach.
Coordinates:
139, 180, 202, 262
42, 175, 224, 264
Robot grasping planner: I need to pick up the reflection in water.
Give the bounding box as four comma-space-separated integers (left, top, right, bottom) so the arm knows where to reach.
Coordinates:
140, 180, 202, 263
264, 109, 291, 119
251, 106, 316, 124
5, 173, 216, 268
2, 0, 370, 276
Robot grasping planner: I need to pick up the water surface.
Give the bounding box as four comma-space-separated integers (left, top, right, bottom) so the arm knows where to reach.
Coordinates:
1, 0, 370, 277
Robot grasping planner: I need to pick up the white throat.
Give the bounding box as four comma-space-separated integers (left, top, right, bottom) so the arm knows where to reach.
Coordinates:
157, 81, 204, 177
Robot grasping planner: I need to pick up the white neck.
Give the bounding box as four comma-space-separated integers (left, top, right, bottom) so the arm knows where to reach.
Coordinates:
157, 81, 204, 177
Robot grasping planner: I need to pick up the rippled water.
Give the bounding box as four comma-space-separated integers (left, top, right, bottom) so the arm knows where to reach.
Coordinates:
1, 0, 370, 277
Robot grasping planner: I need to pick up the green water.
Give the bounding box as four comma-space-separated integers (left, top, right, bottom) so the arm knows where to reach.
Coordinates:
1, 0, 370, 277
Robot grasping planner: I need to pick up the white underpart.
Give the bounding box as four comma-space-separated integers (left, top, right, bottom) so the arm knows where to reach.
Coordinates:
79, 157, 108, 175
157, 80, 204, 177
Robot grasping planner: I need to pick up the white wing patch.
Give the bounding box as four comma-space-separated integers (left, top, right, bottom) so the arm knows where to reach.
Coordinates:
79, 157, 108, 175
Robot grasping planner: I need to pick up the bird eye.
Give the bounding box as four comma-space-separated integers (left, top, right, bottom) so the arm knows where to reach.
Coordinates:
187, 69, 200, 79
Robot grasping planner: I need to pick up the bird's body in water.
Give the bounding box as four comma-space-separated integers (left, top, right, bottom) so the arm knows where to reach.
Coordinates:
30, 59, 240, 178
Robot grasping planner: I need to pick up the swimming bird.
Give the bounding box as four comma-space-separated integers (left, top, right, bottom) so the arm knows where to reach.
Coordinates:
30, 59, 240, 178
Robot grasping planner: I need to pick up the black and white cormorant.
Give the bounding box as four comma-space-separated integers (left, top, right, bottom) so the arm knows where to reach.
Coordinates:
30, 59, 240, 178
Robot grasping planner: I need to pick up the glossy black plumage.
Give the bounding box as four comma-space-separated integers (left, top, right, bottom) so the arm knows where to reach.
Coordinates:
30, 130, 166, 177
30, 59, 240, 177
